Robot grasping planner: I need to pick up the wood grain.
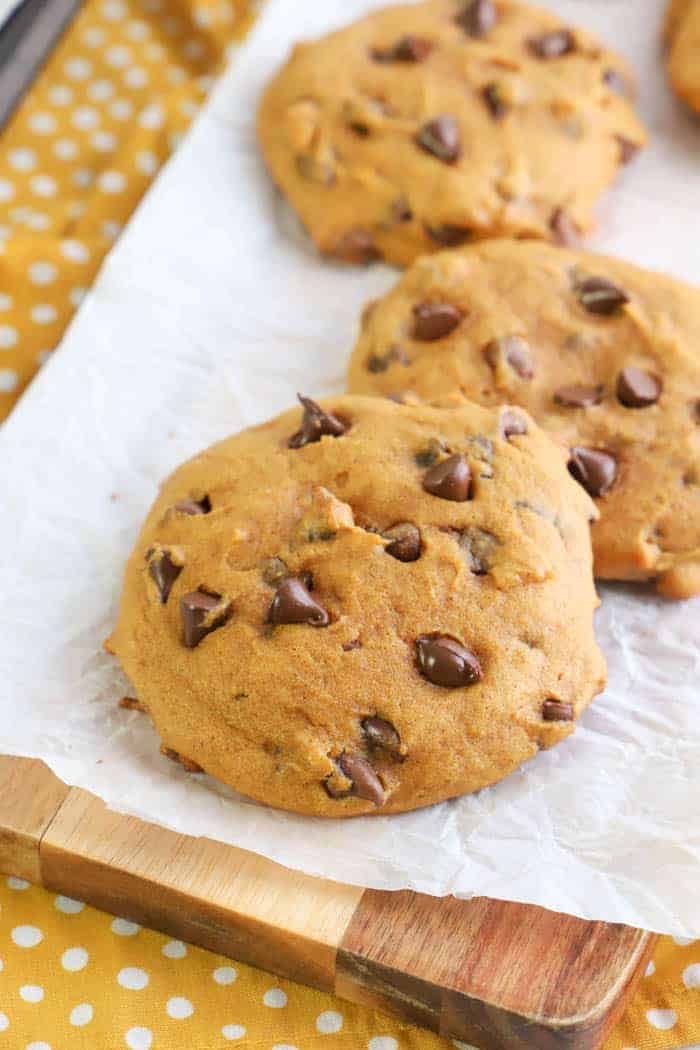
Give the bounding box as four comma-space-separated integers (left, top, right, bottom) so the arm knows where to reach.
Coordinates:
0, 756, 68, 882
40, 786, 363, 990
338, 891, 655, 1048
0, 756, 656, 1049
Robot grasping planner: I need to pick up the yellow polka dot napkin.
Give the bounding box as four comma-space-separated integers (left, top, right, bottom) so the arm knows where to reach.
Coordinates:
0, 875, 698, 1049
0, 0, 698, 1047
0, 0, 257, 422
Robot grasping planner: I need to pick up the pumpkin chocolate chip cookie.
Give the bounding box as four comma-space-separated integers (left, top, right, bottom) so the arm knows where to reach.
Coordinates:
257, 0, 646, 267
348, 240, 700, 599
109, 394, 605, 817
666, 0, 700, 113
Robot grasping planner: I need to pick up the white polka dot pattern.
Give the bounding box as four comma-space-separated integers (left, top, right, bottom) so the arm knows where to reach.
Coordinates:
61, 947, 89, 971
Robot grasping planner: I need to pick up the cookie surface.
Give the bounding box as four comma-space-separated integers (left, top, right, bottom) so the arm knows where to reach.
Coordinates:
110, 394, 605, 817
348, 240, 700, 598
666, 0, 700, 113
257, 0, 646, 267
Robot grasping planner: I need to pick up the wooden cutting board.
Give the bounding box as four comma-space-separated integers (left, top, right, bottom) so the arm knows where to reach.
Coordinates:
0, 755, 655, 1050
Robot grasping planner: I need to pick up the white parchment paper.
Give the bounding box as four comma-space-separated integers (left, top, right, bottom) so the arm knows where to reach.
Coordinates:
1, 0, 699, 937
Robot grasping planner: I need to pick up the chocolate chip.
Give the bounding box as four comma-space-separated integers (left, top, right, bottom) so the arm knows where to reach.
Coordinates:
367, 353, 389, 374
414, 437, 449, 467
362, 716, 403, 758
337, 753, 385, 805
412, 302, 462, 341
617, 367, 662, 408
617, 135, 641, 165
334, 228, 381, 264
425, 223, 472, 247
372, 35, 433, 62
383, 522, 422, 562
392, 195, 413, 222
575, 276, 630, 315
482, 82, 508, 120
180, 589, 231, 648
603, 68, 628, 96
268, 576, 330, 627
692, 400, 700, 424
288, 394, 347, 449
465, 435, 494, 463
500, 409, 528, 439
422, 454, 471, 501
542, 699, 574, 722
174, 496, 210, 515
554, 384, 604, 408
415, 634, 482, 687
261, 557, 288, 586
295, 153, 336, 185
568, 447, 617, 497
366, 345, 409, 373
484, 334, 534, 379
147, 547, 183, 604
416, 116, 461, 164
457, 526, 498, 574
528, 29, 575, 59
342, 638, 362, 651
550, 207, 580, 247
456, 0, 497, 37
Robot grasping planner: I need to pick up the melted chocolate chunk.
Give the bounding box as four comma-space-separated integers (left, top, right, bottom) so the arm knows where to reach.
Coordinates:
147, 547, 182, 604
335, 228, 381, 264
500, 409, 528, 439
542, 699, 574, 722
425, 223, 472, 247
616, 367, 661, 408
554, 384, 604, 408
366, 345, 409, 373
458, 526, 498, 574
575, 276, 630, 315
617, 135, 641, 165
325, 753, 385, 805
414, 437, 449, 467
416, 116, 461, 163
180, 589, 231, 648
568, 447, 617, 497
392, 196, 413, 222
415, 634, 482, 687
422, 454, 472, 502
383, 522, 422, 562
550, 207, 580, 247
456, 0, 497, 37
412, 302, 462, 340
288, 394, 347, 449
261, 557, 288, 586
482, 82, 508, 119
484, 335, 534, 379
362, 716, 403, 758
174, 496, 210, 515
372, 35, 433, 62
528, 29, 575, 59
268, 577, 330, 627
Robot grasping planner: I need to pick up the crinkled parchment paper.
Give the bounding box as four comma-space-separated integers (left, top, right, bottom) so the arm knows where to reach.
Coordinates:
0, 0, 698, 936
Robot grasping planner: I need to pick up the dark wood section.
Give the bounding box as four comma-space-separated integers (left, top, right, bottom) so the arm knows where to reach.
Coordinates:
338, 890, 656, 1048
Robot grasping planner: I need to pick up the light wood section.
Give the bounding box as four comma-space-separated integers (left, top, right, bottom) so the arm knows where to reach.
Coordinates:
338, 890, 656, 1049
0, 756, 69, 882
40, 786, 363, 990
0, 756, 656, 1049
